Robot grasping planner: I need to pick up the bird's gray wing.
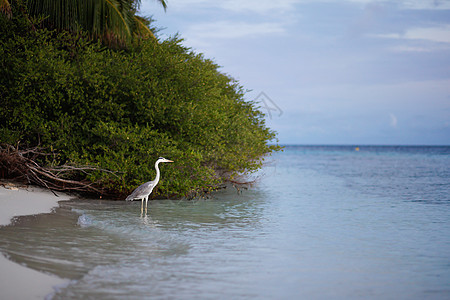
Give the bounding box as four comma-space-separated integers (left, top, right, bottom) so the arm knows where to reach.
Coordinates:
126, 181, 155, 201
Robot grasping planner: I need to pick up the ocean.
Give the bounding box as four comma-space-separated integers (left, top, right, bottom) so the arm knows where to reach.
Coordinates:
1, 145, 449, 299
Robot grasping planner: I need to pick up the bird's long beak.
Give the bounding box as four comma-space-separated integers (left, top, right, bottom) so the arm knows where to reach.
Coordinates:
167, 160, 174, 163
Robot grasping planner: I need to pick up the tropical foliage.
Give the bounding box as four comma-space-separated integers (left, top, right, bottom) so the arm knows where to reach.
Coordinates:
1, 0, 166, 45
0, 1, 280, 198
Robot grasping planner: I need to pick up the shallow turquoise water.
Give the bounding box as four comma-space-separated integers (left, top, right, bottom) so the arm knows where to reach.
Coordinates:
1, 146, 449, 299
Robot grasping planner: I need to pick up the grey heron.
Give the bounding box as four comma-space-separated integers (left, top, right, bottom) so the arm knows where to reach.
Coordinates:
126, 157, 173, 214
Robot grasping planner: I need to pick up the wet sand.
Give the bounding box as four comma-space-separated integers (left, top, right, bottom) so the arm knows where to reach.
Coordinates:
0, 185, 70, 299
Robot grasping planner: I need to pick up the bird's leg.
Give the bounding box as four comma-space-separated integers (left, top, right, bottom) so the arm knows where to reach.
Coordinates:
145, 196, 148, 215
141, 199, 144, 216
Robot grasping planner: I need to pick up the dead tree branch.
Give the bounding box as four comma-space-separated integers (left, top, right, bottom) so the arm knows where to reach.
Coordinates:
0, 144, 120, 197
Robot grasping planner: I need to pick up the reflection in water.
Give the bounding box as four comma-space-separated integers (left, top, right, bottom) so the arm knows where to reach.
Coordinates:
0, 188, 267, 284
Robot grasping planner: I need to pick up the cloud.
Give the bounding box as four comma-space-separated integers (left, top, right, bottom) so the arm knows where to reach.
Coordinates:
186, 21, 286, 41
395, 0, 450, 10
145, 0, 450, 16
369, 25, 450, 52
165, 0, 299, 15
219, 0, 299, 14
373, 25, 450, 44
388, 45, 450, 52
405, 26, 450, 43
389, 113, 398, 128
335, 0, 450, 10
295, 0, 450, 10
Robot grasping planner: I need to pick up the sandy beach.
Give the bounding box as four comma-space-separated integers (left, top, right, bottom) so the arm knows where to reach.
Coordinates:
0, 184, 70, 299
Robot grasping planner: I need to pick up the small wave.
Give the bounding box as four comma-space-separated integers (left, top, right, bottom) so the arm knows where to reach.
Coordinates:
77, 214, 93, 228
71, 208, 86, 215
45, 279, 73, 300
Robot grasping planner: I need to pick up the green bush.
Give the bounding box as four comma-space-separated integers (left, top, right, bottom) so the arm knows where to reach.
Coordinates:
0, 11, 280, 198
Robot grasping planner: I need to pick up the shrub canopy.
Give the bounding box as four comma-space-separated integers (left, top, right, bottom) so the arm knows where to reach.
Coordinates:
0, 7, 280, 198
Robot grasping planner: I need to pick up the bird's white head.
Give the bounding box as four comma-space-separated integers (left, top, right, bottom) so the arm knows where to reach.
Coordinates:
157, 157, 174, 163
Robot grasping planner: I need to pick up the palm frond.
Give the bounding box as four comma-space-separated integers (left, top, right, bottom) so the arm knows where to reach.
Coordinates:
8, 0, 167, 46
133, 15, 155, 39
134, 0, 167, 12
26, 0, 133, 42
0, 0, 12, 19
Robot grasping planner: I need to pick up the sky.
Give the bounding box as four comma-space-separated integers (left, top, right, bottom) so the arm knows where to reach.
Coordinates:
140, 0, 450, 145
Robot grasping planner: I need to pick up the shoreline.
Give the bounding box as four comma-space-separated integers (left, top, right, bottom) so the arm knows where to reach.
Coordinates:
0, 184, 70, 299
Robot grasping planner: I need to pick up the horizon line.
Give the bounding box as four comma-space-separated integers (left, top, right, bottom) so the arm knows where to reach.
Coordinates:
271, 143, 450, 147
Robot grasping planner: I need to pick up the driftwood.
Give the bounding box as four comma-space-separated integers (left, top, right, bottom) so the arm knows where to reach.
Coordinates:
0, 144, 119, 197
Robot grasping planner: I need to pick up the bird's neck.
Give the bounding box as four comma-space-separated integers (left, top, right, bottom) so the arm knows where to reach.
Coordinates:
154, 161, 161, 183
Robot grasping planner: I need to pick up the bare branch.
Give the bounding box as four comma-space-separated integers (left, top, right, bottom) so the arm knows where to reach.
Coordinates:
0, 144, 120, 198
